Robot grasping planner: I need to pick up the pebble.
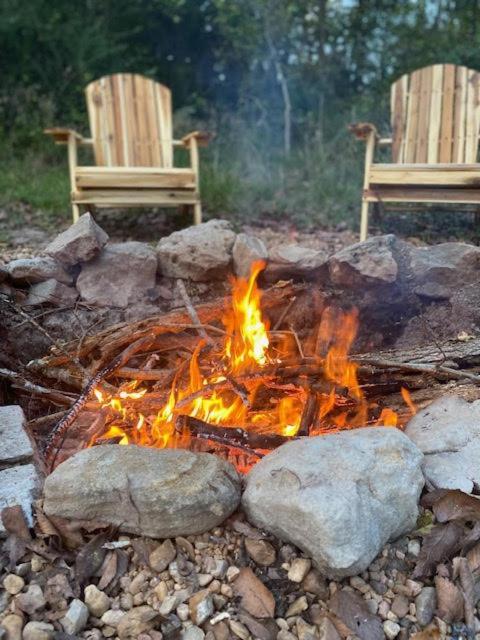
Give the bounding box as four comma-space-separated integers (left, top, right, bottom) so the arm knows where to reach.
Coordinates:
350, 576, 370, 594
226, 567, 240, 583
15, 584, 45, 614
285, 595, 308, 617
175, 536, 196, 561
383, 620, 401, 639
61, 599, 89, 635
22, 621, 55, 640
149, 539, 177, 572
415, 587, 437, 627
378, 600, 391, 619
84, 584, 111, 617
160, 595, 180, 616
244, 538, 276, 566
198, 574, 214, 587
182, 625, 206, 640
177, 603, 190, 621
3, 574, 25, 595
189, 590, 214, 625
129, 572, 148, 595
228, 620, 250, 640
287, 558, 311, 583
101, 609, 126, 628
391, 594, 409, 618
407, 539, 421, 557
277, 631, 297, 640
1, 614, 24, 640
154, 581, 169, 602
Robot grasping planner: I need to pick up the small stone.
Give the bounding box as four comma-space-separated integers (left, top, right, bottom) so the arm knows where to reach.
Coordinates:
150, 539, 177, 572
407, 539, 421, 557
350, 576, 370, 594
287, 558, 311, 583
120, 593, 134, 610
1, 614, 23, 640
154, 581, 169, 602
15, 584, 45, 614
176, 603, 189, 621
226, 567, 240, 583
129, 572, 148, 595
102, 625, 116, 637
101, 610, 126, 628
391, 595, 409, 619
220, 584, 233, 598
161, 614, 182, 640
296, 617, 316, 640
405, 580, 422, 598
189, 589, 214, 625
133, 592, 145, 606
84, 584, 111, 617
211, 559, 228, 579
285, 595, 308, 618
228, 620, 250, 640
160, 595, 180, 616
25, 279, 78, 307
117, 605, 159, 640
61, 599, 89, 635
3, 574, 25, 595
244, 539, 276, 566
383, 620, 401, 639
45, 212, 109, 266
22, 621, 55, 640
277, 631, 297, 640
175, 536, 196, 561
182, 626, 205, 640
198, 574, 214, 587
378, 600, 390, 619
84, 630, 102, 640
301, 570, 328, 598
415, 587, 436, 627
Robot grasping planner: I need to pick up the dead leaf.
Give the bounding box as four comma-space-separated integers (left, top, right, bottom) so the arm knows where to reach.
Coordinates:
461, 521, 480, 554
466, 542, 480, 574
328, 590, 384, 640
2, 534, 27, 569
98, 550, 117, 591
44, 572, 75, 610
75, 531, 109, 586
35, 507, 84, 550
455, 557, 476, 629
434, 575, 464, 622
413, 522, 464, 578
410, 624, 441, 640
1, 505, 31, 540
421, 490, 450, 509
431, 489, 480, 523
231, 519, 265, 540
131, 538, 157, 565
231, 567, 275, 618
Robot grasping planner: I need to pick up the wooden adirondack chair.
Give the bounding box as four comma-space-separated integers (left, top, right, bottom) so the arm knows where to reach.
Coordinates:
45, 73, 208, 224
351, 63, 480, 241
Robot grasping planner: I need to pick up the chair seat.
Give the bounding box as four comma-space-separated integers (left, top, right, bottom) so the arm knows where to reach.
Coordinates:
369, 163, 480, 187
75, 166, 197, 190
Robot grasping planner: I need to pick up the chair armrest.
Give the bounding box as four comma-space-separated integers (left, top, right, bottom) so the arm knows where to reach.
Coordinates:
44, 128, 92, 145
348, 122, 379, 141
180, 131, 213, 147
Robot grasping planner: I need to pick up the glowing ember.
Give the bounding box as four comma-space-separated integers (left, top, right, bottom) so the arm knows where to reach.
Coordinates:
88, 261, 415, 463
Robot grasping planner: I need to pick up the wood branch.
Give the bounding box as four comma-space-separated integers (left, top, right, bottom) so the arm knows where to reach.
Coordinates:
298, 393, 319, 436
176, 279, 212, 343
0, 368, 76, 406
358, 356, 480, 383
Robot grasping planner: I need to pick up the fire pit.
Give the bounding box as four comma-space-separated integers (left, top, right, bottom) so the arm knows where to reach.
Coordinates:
41, 260, 415, 472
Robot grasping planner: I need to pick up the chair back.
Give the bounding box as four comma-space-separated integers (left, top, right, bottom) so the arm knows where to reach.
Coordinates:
85, 73, 173, 167
391, 64, 480, 163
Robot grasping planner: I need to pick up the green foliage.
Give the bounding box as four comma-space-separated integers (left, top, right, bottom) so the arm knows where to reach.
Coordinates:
2, 0, 480, 228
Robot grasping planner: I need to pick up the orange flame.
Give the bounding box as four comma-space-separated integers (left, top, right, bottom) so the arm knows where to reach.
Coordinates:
89, 261, 413, 464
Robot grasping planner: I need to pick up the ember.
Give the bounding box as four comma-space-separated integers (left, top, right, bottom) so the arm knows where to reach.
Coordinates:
84, 262, 413, 469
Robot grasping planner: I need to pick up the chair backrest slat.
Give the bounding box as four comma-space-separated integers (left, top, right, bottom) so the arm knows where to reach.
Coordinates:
391, 63, 480, 163
85, 73, 173, 167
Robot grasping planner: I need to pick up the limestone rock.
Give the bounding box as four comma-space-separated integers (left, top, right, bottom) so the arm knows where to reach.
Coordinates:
117, 606, 159, 640
410, 242, 480, 300
61, 599, 89, 635
22, 621, 55, 640
329, 235, 398, 288
242, 427, 423, 579
77, 242, 157, 307
84, 584, 111, 617
43, 445, 241, 538
265, 244, 328, 281
5, 257, 72, 285
157, 219, 236, 281
232, 234, 268, 278
0, 465, 42, 537
15, 584, 45, 614
405, 394, 480, 492
45, 212, 109, 266
25, 279, 78, 307
149, 539, 177, 572
0, 406, 34, 466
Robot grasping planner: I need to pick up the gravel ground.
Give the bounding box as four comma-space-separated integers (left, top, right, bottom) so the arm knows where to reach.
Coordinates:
0, 507, 469, 640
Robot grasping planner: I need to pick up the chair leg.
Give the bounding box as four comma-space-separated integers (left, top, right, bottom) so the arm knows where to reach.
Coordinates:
72, 203, 80, 223
360, 199, 369, 242
193, 202, 202, 225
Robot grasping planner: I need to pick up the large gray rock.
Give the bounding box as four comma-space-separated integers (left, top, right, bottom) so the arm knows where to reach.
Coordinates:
232, 233, 268, 278
0, 406, 34, 466
405, 394, 480, 492
265, 244, 328, 282
25, 279, 78, 307
43, 445, 241, 538
76, 242, 157, 308
5, 257, 72, 285
45, 212, 109, 266
410, 242, 480, 300
157, 219, 236, 281
242, 427, 424, 579
0, 464, 42, 536
329, 235, 398, 288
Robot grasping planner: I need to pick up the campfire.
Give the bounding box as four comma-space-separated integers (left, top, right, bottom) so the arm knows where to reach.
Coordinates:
42, 261, 415, 471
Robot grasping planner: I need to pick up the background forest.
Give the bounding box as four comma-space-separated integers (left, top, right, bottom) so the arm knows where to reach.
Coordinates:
1, 0, 480, 231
